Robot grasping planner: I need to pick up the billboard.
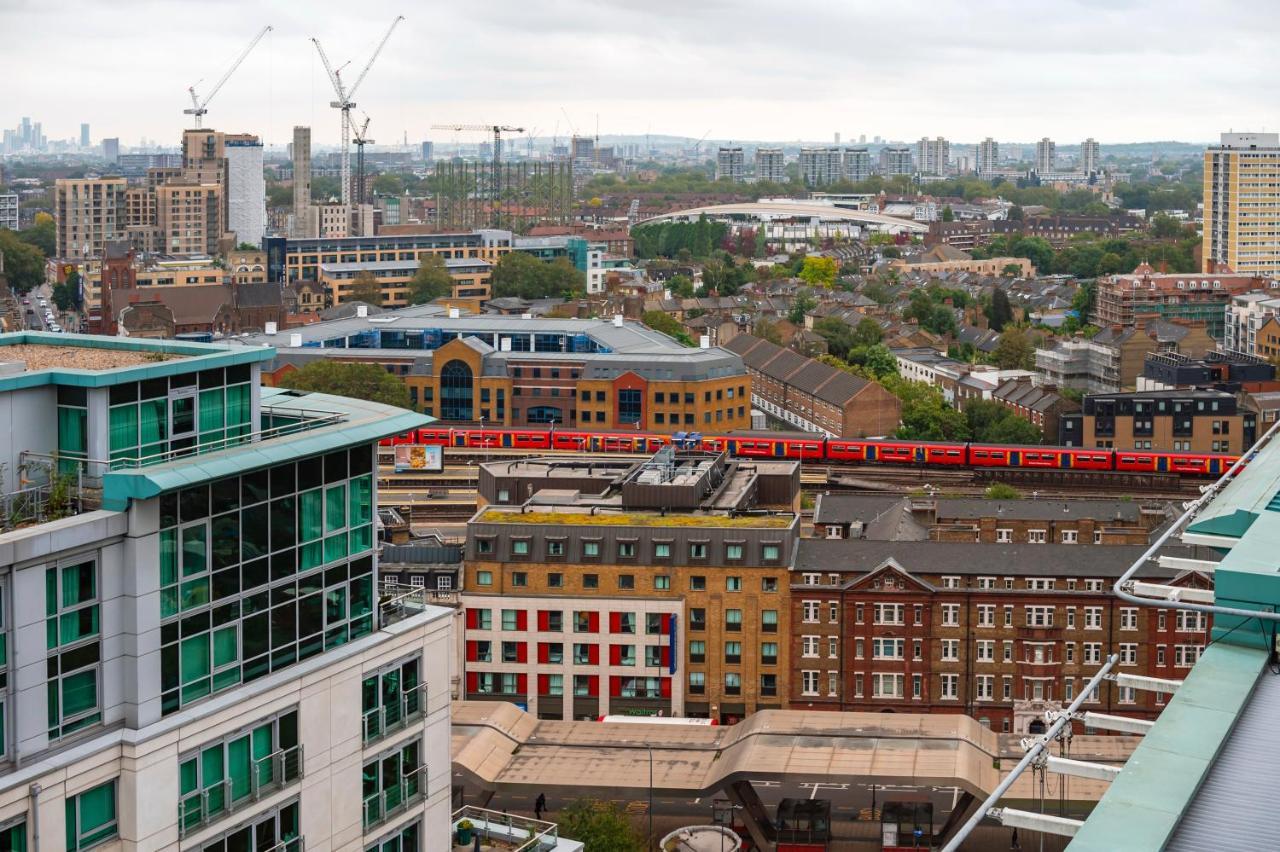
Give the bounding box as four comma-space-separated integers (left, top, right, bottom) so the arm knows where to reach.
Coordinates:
393, 444, 443, 472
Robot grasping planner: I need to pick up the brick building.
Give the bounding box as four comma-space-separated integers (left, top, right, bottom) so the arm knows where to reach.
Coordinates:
460, 450, 800, 723
991, 376, 1080, 439
1060, 389, 1251, 452
248, 310, 753, 430
725, 334, 901, 437
812, 493, 1161, 546
1091, 264, 1270, 340
789, 539, 1213, 734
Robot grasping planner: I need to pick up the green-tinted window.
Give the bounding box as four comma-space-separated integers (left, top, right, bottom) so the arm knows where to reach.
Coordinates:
362, 657, 422, 743
160, 456, 382, 715
46, 560, 101, 739
179, 710, 300, 836
0, 820, 26, 852
65, 779, 117, 850
366, 821, 420, 852
197, 800, 298, 852
362, 740, 423, 828
57, 405, 88, 475
108, 404, 138, 463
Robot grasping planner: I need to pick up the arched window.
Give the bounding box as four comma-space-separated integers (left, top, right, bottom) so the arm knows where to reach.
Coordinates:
440, 360, 473, 421
527, 406, 563, 425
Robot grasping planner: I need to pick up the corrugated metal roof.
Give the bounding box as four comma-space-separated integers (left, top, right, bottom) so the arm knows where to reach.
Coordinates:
1166, 668, 1280, 851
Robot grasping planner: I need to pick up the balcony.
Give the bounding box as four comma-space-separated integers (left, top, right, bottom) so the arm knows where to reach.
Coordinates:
379, 580, 457, 627
178, 744, 304, 837
363, 765, 428, 829
363, 682, 433, 745
451, 806, 575, 851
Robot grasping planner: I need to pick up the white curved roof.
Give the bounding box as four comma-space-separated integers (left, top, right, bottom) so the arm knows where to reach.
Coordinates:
638, 202, 928, 233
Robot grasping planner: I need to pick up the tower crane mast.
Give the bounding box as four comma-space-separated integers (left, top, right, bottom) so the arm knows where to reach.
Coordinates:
185, 25, 273, 129
311, 16, 404, 207
430, 124, 525, 227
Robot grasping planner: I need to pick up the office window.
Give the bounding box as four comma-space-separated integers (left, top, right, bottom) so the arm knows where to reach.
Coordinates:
762, 610, 778, 633
725, 609, 742, 631
724, 641, 742, 664
689, 672, 706, 694
362, 658, 423, 745
725, 673, 741, 695
66, 779, 118, 850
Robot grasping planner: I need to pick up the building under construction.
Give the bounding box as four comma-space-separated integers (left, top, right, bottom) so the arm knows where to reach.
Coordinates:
430, 159, 574, 231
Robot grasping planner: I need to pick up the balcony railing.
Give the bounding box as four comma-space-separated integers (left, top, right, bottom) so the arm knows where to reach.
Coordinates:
178, 744, 304, 837
363, 765, 428, 829
363, 682, 430, 745
378, 580, 456, 627
261, 840, 304, 852
452, 806, 562, 852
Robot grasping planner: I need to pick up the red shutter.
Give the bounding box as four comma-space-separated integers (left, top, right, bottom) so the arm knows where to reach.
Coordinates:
538, 643, 550, 664
660, 677, 672, 698
517, 674, 527, 695
538, 610, 551, 631
610, 612, 622, 633
465, 641, 477, 662
587, 676, 599, 697
517, 611, 529, 631
588, 612, 600, 633
466, 608, 479, 630
661, 646, 671, 667
589, 644, 600, 665
610, 676, 623, 697
661, 614, 672, 633
610, 644, 623, 665
517, 643, 528, 663
466, 672, 478, 693
538, 674, 550, 695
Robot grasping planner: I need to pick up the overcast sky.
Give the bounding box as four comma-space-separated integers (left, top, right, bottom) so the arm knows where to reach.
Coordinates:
5, 0, 1280, 150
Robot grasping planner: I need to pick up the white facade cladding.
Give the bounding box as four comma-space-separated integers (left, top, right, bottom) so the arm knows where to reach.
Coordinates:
0, 332, 449, 850
227, 140, 266, 248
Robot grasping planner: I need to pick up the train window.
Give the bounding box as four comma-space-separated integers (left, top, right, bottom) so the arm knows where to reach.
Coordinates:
974, 451, 987, 458
947, 450, 960, 456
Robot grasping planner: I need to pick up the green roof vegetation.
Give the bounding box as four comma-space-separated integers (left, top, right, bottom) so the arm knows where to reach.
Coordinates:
476, 509, 793, 528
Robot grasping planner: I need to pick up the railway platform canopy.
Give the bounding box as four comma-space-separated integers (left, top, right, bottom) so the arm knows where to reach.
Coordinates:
452, 701, 1134, 850
635, 202, 930, 235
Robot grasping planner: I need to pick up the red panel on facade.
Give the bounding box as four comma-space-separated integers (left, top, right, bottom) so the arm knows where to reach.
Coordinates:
537, 642, 551, 664
660, 677, 672, 698
588, 644, 600, 665
517, 643, 528, 663
465, 608, 479, 629
517, 611, 528, 631
610, 612, 623, 633
610, 644, 623, 666
588, 612, 600, 633
538, 674, 551, 695
517, 674, 527, 695
610, 676, 623, 697
587, 675, 599, 696
538, 610, 552, 632
466, 672, 479, 693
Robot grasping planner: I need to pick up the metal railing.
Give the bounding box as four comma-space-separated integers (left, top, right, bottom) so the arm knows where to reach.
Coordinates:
452, 806, 561, 852
363, 765, 428, 829
378, 581, 456, 626
362, 682, 430, 745
178, 744, 304, 837
261, 840, 304, 852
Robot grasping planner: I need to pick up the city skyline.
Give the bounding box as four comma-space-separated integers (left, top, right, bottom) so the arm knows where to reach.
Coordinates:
5, 0, 1279, 148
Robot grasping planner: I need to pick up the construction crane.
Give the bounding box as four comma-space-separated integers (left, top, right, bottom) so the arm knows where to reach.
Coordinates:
353, 116, 374, 206
430, 124, 525, 225
693, 130, 711, 161
311, 15, 404, 206
185, 25, 273, 129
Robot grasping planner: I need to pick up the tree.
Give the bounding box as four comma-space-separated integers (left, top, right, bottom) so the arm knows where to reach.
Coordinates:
852, 317, 883, 347
965, 399, 1043, 444
992, 326, 1035, 370
752, 318, 782, 344
788, 290, 817, 325
372, 173, 405, 196
863, 344, 898, 380
235, 242, 260, 252
941, 205, 955, 222
311, 175, 341, 201
1150, 213, 1184, 239
667, 274, 694, 298
641, 311, 694, 346
813, 317, 856, 360
555, 800, 645, 852
267, 183, 292, 208
346, 271, 384, 306
19, 217, 55, 257
986, 288, 1014, 331
278, 361, 412, 409
491, 252, 586, 300
0, 229, 45, 292
1008, 205, 1024, 221
1001, 263, 1023, 278
799, 256, 838, 288
984, 482, 1021, 500
408, 255, 453, 304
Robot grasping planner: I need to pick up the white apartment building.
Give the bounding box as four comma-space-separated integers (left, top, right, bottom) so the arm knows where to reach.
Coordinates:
799, 148, 843, 186
755, 148, 786, 183
1223, 292, 1280, 356
0, 332, 454, 851
842, 147, 872, 183
1035, 337, 1120, 393
0, 194, 17, 232
915, 137, 950, 176
1080, 138, 1101, 175
977, 138, 999, 176
1035, 138, 1057, 174
716, 147, 745, 182
878, 147, 913, 177
226, 138, 266, 248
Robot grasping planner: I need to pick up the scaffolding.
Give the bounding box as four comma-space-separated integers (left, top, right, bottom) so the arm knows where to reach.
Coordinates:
431, 160, 574, 231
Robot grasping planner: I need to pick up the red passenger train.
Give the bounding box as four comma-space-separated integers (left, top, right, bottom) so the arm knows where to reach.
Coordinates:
383, 426, 1238, 477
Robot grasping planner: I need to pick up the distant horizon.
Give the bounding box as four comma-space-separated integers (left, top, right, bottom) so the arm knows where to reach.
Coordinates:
4, 1, 1277, 150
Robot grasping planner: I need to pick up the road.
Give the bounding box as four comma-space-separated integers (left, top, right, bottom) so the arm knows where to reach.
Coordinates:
20, 280, 77, 333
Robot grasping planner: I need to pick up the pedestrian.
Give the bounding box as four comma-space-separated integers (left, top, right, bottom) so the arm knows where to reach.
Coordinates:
535, 793, 547, 821
1011, 826, 1020, 849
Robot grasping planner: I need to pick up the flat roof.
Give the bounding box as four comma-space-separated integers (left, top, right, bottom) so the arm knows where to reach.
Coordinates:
474, 508, 793, 529
319, 258, 491, 274
0, 332, 272, 391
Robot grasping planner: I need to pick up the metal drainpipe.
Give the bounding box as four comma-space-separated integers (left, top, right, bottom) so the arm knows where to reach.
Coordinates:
28, 783, 40, 852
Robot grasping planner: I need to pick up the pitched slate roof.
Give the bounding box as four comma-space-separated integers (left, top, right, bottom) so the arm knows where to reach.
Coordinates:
724, 334, 871, 407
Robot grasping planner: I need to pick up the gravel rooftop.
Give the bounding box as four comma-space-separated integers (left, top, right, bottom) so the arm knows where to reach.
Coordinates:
0, 344, 182, 373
